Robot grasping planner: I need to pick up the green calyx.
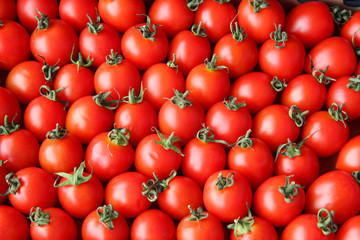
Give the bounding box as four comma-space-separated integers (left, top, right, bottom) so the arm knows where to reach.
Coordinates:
35, 8, 50, 30
317, 208, 338, 235
347, 75, 360, 91
214, 0, 231, 3
39, 85, 68, 106
310, 56, 336, 85
54, 161, 92, 187
185, 205, 209, 222
278, 175, 304, 203
46, 123, 68, 140
331, 6, 352, 26
38, 55, 60, 82
0, 115, 20, 135
289, 105, 308, 127
230, 20, 247, 42
92, 91, 120, 110
29, 207, 50, 226
0, 172, 21, 196
87, 9, 104, 35
187, 0, 204, 11
97, 204, 119, 230
351, 30, 360, 56
204, 54, 229, 72
167, 53, 179, 70
227, 203, 254, 237
232, 129, 253, 149
153, 128, 184, 156
134, 14, 160, 41
142, 170, 177, 202
106, 49, 123, 66
196, 124, 232, 146
122, 83, 144, 104
224, 96, 246, 111
271, 76, 287, 92
270, 24, 287, 49
216, 172, 235, 191
328, 103, 348, 127
352, 171, 360, 185
168, 90, 193, 109
249, 0, 269, 13
108, 128, 131, 147
70, 45, 93, 72
191, 22, 207, 37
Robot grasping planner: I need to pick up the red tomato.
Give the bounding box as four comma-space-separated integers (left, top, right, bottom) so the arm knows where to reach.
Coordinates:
0, 161, 8, 204
121, 16, 169, 71
284, 1, 334, 48
158, 90, 205, 145
30, 207, 78, 240
186, 54, 230, 111
194, 0, 237, 43
336, 135, 360, 173
84, 128, 134, 182
17, 0, 58, 32
305, 170, 360, 225
304, 36, 357, 79
227, 130, 274, 190
0, 87, 21, 125
237, 0, 285, 44
0, 205, 30, 240
0, 19, 30, 71
177, 207, 224, 240
203, 169, 253, 223
59, 0, 98, 33
205, 97, 252, 145
55, 162, 105, 219
105, 171, 152, 218
168, 23, 212, 76
82, 205, 129, 240
341, 11, 360, 49
148, 0, 194, 37
131, 209, 176, 240
0, 0, 16, 20
336, 215, 360, 240
39, 124, 83, 174
98, 0, 145, 33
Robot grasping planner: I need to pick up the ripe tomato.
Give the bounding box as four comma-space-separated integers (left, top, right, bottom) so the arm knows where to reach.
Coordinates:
336, 135, 360, 173
0, 0, 16, 20
203, 169, 253, 223
82, 205, 129, 240
30, 207, 78, 240
340, 11, 360, 49
284, 1, 334, 48
0, 19, 30, 71
336, 215, 360, 240
0, 205, 30, 240
237, 0, 285, 44
84, 128, 134, 182
131, 209, 176, 240
0, 87, 21, 125
305, 170, 360, 225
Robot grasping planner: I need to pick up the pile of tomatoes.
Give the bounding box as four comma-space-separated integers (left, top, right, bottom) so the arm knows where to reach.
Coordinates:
1, 0, 360, 239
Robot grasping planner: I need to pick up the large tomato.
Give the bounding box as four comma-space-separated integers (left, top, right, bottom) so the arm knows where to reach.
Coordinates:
0, 205, 30, 240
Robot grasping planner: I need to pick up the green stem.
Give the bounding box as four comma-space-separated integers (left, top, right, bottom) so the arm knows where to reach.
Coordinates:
184, 205, 208, 222
105, 49, 123, 66
187, 0, 204, 11
35, 8, 49, 30
347, 75, 360, 91
248, 0, 269, 13
153, 128, 183, 156
38, 55, 60, 82
168, 90, 193, 109
310, 56, 335, 85
122, 83, 144, 104
142, 170, 177, 202
317, 208, 338, 235
278, 175, 303, 203
39, 85, 68, 106
167, 53, 178, 70
46, 123, 68, 140
196, 124, 232, 146
331, 6, 352, 26
54, 162, 92, 187
204, 54, 229, 72
0, 172, 21, 196
328, 103, 348, 127
134, 14, 160, 41
352, 171, 360, 185
86, 9, 103, 34
92, 91, 120, 110
269, 24, 287, 49
0, 115, 20, 135
232, 129, 253, 149
216, 172, 234, 190
70, 45, 93, 72
29, 207, 50, 226
97, 204, 119, 230
223, 96, 246, 111
271, 76, 287, 92
191, 22, 207, 37
227, 203, 254, 237
289, 105, 308, 127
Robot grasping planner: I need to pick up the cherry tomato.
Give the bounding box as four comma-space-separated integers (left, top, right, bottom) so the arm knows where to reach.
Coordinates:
336, 215, 360, 240
336, 135, 360, 173
0, 205, 30, 240
340, 11, 360, 49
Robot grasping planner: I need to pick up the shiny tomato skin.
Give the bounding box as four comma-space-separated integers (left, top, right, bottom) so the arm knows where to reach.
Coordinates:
336, 135, 360, 173
336, 215, 360, 240
0, 205, 30, 240
341, 11, 360, 49
229, 216, 278, 240
0, 87, 21, 125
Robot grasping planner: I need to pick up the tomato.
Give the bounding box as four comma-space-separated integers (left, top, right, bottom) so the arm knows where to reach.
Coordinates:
65, 93, 118, 144
336, 135, 360, 173
301, 104, 350, 158
213, 22, 258, 80
177, 206, 224, 240
0, 205, 30, 240
82, 205, 129, 240
131, 209, 176, 240
205, 97, 252, 145
252, 104, 304, 152
280, 210, 337, 240
194, 0, 237, 43
23, 86, 67, 141
55, 162, 105, 219
340, 11, 360, 49
281, 73, 327, 116
94, 51, 141, 101
98, 0, 146, 33
168, 22, 212, 76
0, 19, 30, 71
0, 0, 16, 20
79, 13, 122, 68
158, 90, 205, 145
336, 215, 360, 240
229, 72, 282, 115
259, 25, 305, 83
39, 124, 83, 175
304, 36, 357, 79
0, 87, 21, 125
203, 169, 252, 223
305, 170, 360, 225
142, 57, 185, 111
59, 0, 98, 33
3, 167, 58, 214
5, 60, 54, 104
30, 13, 79, 67
121, 15, 169, 71
326, 75, 360, 121
227, 130, 274, 190
114, 86, 158, 147
284, 1, 334, 48
148, 0, 194, 38
105, 171, 152, 218
181, 126, 227, 187
237, 0, 285, 44
29, 207, 78, 240
84, 128, 134, 182
0, 118, 40, 172
0, 161, 8, 204
134, 129, 183, 180
17, 0, 58, 32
